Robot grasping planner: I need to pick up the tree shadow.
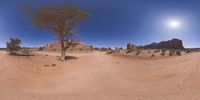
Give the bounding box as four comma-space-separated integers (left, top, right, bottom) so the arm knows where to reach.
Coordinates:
65, 55, 78, 60
12, 53, 34, 57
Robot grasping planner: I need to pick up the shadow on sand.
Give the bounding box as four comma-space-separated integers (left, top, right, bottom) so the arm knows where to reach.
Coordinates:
12, 53, 34, 57
65, 55, 78, 60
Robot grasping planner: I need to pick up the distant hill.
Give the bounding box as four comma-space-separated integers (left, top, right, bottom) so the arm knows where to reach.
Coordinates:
143, 39, 185, 49
0, 48, 6, 50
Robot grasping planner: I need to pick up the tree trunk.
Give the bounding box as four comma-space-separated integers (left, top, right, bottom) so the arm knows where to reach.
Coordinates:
59, 48, 66, 61
59, 36, 66, 61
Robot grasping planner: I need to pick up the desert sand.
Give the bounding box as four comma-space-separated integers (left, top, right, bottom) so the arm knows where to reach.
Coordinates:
0, 50, 200, 100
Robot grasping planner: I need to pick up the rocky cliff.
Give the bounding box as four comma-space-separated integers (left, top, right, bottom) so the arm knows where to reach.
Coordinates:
143, 39, 185, 49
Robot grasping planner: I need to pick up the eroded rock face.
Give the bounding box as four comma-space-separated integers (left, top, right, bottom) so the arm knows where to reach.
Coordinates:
44, 40, 93, 51
127, 43, 133, 49
127, 43, 138, 49
143, 39, 185, 49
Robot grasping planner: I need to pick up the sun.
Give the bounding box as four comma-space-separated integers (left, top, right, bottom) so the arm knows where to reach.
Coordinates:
168, 20, 180, 29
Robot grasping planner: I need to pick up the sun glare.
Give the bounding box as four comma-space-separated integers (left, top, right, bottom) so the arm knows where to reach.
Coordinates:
168, 20, 180, 29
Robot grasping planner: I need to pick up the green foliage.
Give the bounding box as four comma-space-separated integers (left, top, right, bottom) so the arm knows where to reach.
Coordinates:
7, 38, 21, 54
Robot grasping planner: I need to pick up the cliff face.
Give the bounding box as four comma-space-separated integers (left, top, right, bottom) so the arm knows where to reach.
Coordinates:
143, 39, 185, 49
44, 40, 93, 51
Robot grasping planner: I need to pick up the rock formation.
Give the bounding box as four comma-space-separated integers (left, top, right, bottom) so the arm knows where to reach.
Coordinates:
44, 40, 93, 51
143, 39, 185, 49
127, 43, 138, 49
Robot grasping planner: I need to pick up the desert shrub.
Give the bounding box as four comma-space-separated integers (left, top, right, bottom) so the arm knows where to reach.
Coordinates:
151, 54, 155, 57
185, 50, 191, 54
38, 47, 44, 51
94, 47, 99, 50
160, 52, 165, 56
52, 64, 56, 67
135, 49, 141, 56
100, 47, 108, 51
119, 48, 123, 50
126, 49, 134, 53
154, 49, 160, 53
169, 50, 175, 56
106, 50, 114, 54
106, 49, 121, 54
176, 50, 181, 56
21, 49, 30, 54
160, 49, 166, 56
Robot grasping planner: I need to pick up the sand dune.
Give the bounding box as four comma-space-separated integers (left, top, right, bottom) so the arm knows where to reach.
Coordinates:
0, 50, 200, 100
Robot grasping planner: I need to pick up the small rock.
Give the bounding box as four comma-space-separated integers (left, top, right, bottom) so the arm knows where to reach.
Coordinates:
52, 64, 56, 67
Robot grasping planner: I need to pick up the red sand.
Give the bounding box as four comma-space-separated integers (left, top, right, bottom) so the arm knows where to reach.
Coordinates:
0, 51, 200, 100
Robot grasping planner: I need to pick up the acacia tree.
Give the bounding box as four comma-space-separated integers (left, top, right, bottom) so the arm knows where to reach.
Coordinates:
31, 5, 89, 61
7, 38, 21, 55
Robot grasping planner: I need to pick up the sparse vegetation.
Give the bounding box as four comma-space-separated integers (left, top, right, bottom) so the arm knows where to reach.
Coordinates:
160, 49, 166, 56
176, 50, 181, 56
126, 49, 134, 53
185, 50, 191, 54
52, 64, 56, 67
151, 54, 155, 57
135, 49, 141, 56
38, 47, 44, 51
154, 49, 160, 53
6, 38, 21, 55
106, 50, 114, 54
169, 50, 175, 56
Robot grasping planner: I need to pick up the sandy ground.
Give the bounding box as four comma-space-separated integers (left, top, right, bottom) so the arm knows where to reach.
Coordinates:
0, 50, 200, 100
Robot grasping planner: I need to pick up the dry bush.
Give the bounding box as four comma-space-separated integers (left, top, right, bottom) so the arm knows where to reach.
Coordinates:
106, 50, 114, 54
160, 49, 166, 56
185, 50, 191, 54
135, 49, 141, 56
154, 49, 160, 53
151, 54, 155, 57
176, 50, 181, 56
52, 64, 56, 67
169, 50, 175, 56
38, 47, 44, 51
126, 49, 134, 53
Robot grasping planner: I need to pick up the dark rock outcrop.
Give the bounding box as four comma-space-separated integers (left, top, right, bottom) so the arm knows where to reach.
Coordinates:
127, 43, 138, 49
127, 43, 133, 49
143, 39, 185, 49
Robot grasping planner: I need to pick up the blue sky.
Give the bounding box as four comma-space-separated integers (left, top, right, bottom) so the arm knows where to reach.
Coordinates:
0, 0, 200, 48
